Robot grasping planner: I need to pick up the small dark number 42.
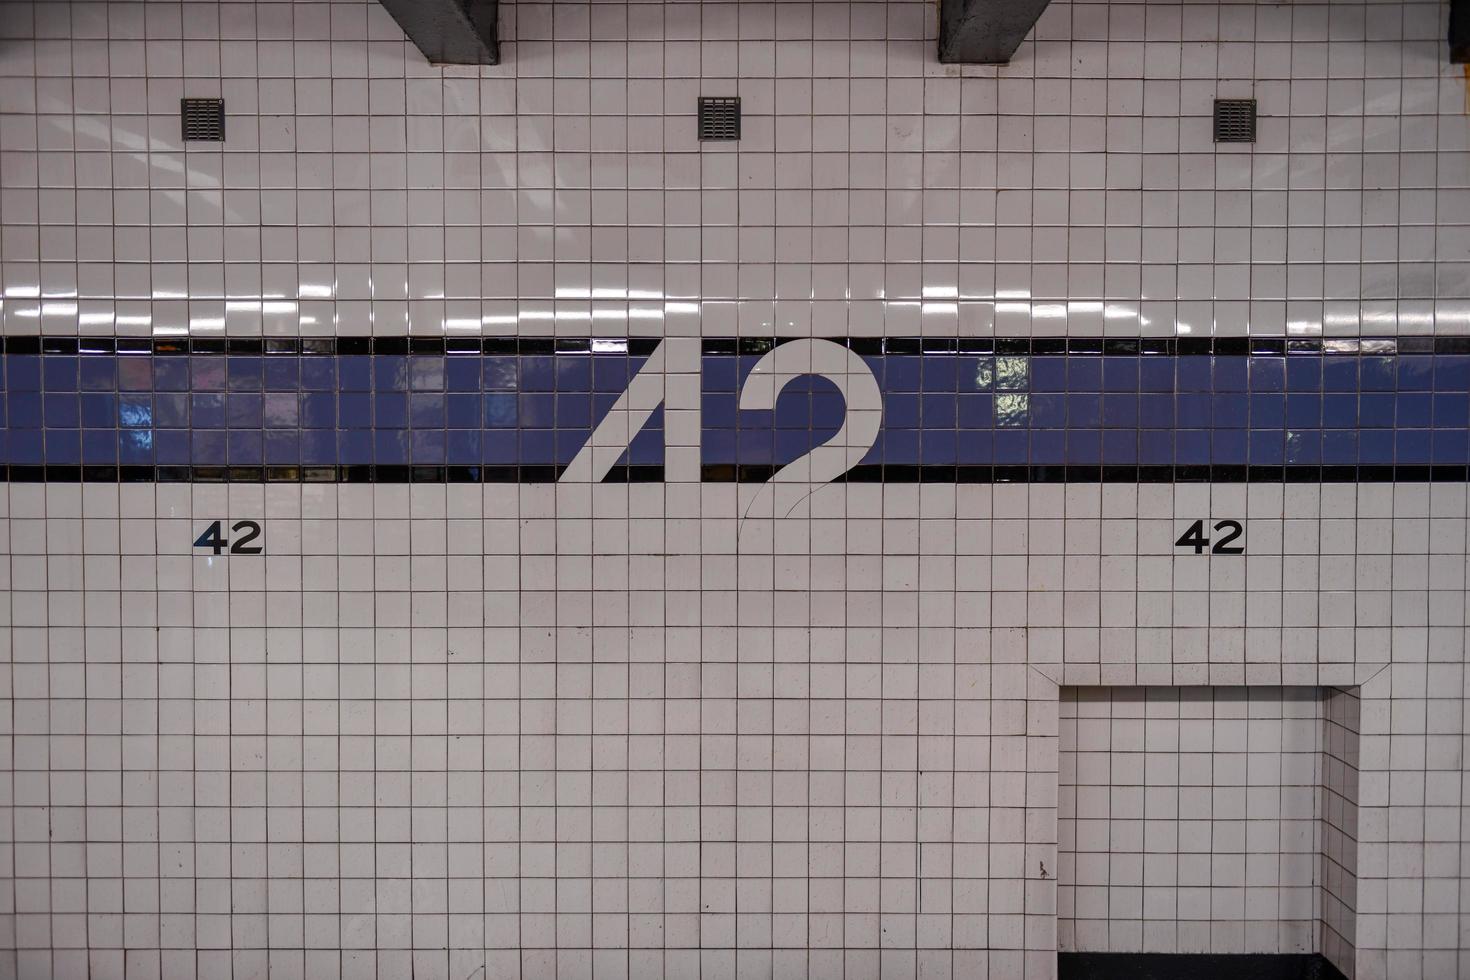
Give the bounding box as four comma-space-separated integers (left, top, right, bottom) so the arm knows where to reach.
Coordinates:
1175, 519, 1244, 555
194, 520, 263, 555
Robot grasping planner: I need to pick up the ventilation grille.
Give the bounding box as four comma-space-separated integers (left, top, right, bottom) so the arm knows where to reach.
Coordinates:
181, 98, 225, 142
1213, 98, 1256, 143
698, 97, 741, 142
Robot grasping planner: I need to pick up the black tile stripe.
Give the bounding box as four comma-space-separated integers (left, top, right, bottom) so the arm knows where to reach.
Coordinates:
0, 463, 1461, 484
0, 337, 666, 356
698, 336, 1470, 356
1059, 952, 1347, 980
3, 336, 1469, 356
700, 464, 1470, 484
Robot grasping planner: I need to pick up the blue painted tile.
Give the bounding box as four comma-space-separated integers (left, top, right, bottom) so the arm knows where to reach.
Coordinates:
373, 392, 408, 428
519, 356, 554, 392
1140, 357, 1175, 392
9, 429, 41, 463
554, 355, 591, 391
409, 393, 445, 428
150, 430, 183, 464
1396, 429, 1432, 463
518, 393, 554, 428
411, 429, 445, 463
1285, 356, 1320, 391
80, 393, 114, 428
265, 431, 299, 465
884, 356, 922, 392
1398, 356, 1434, 391
922, 356, 959, 392
148, 358, 184, 391
338, 430, 373, 465
922, 393, 958, 428
228, 430, 263, 464
447, 430, 480, 464
1067, 429, 1101, 464
265, 358, 300, 391
228, 393, 262, 428
339, 393, 372, 428
1031, 356, 1068, 392
446, 393, 480, 428
373, 430, 410, 465
263, 392, 299, 428
1176, 356, 1211, 392
446, 357, 480, 392
191, 430, 227, 464
922, 429, 958, 464
191, 357, 226, 391
228, 357, 263, 391
1249, 357, 1284, 393
1030, 393, 1066, 428
554, 392, 592, 428
299, 357, 334, 391
484, 357, 518, 391
191, 394, 226, 428
1213, 430, 1247, 464
409, 356, 445, 391
3, 346, 1470, 473
1102, 358, 1138, 392
9, 356, 40, 391
1030, 429, 1066, 464
82, 430, 116, 464
1359, 429, 1394, 465
1398, 393, 1433, 428
1211, 394, 1247, 428
46, 430, 80, 464
1323, 358, 1358, 392
1322, 431, 1358, 465
484, 393, 517, 428
1067, 356, 1101, 391
339, 356, 372, 391
1285, 394, 1321, 429
374, 356, 409, 391
1360, 356, 1394, 391
518, 429, 557, 464
1213, 357, 1247, 392
300, 393, 334, 429
44, 393, 79, 428
43, 356, 77, 391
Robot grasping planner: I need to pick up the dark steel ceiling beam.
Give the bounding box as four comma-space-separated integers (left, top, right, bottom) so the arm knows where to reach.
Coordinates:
939, 0, 1051, 64
377, 0, 499, 65
1453, 0, 1470, 62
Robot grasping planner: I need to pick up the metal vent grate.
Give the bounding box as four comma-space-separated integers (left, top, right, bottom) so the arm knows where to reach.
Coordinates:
181, 98, 225, 142
698, 97, 741, 142
1213, 98, 1256, 143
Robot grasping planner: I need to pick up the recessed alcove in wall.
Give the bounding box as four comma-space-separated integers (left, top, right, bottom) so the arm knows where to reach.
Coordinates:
1057, 686, 1359, 980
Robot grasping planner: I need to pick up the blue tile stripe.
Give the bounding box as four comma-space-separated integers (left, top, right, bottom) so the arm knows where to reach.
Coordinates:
1, 336, 1469, 483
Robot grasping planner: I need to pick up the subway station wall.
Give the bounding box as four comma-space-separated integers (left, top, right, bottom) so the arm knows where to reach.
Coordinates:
0, 1, 1468, 978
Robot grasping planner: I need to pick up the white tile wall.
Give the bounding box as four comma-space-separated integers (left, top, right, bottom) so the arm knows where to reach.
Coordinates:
1, 2, 1470, 979
1320, 684, 1361, 974
0, 0, 1464, 339
1058, 686, 1350, 961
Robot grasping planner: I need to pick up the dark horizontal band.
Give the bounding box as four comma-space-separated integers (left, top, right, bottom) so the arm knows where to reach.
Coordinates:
701, 336, 1462, 357
2, 335, 1466, 357
1058, 952, 1347, 980
5, 463, 1466, 484
0, 336, 664, 357
0, 463, 587, 484
710, 463, 1470, 483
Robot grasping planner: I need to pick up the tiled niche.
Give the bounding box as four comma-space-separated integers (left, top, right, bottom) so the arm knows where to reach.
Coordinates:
1058, 686, 1360, 977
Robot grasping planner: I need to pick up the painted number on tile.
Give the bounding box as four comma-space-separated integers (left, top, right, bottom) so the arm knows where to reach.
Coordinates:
1175, 519, 1244, 555
193, 520, 264, 555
